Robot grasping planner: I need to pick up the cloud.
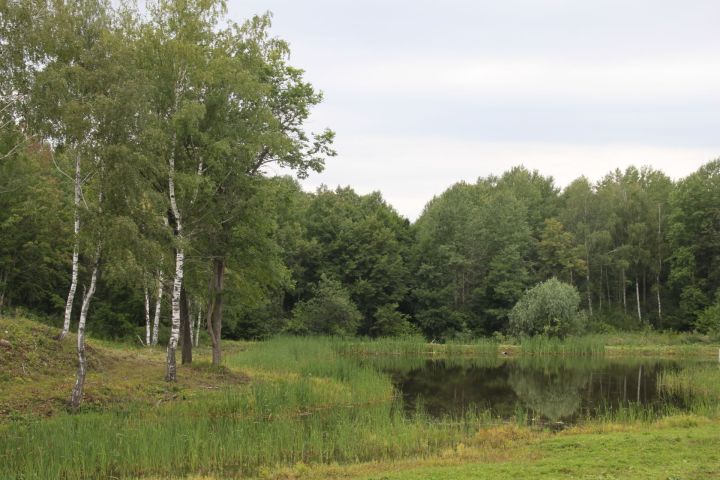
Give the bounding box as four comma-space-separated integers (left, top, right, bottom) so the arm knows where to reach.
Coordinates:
313, 56, 720, 104
277, 135, 719, 220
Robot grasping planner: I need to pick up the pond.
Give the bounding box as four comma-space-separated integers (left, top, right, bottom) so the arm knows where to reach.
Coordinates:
370, 356, 711, 425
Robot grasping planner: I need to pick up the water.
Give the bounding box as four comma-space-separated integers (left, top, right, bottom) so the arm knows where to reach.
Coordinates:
374, 356, 709, 425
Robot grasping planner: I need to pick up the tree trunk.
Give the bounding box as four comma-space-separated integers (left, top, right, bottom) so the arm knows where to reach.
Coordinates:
166, 248, 184, 381
622, 269, 627, 313
206, 258, 224, 366
585, 246, 593, 316
0, 269, 7, 314
598, 264, 603, 312
165, 144, 184, 382
69, 245, 100, 410
152, 270, 163, 345
180, 285, 192, 364
194, 307, 201, 347
635, 277, 642, 323
656, 275, 662, 324
144, 286, 151, 346
657, 204, 663, 323
60, 154, 82, 340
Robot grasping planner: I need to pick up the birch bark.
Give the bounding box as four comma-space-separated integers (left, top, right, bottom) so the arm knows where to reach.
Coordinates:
165, 139, 184, 381
60, 154, 81, 339
194, 308, 201, 347
69, 245, 100, 409
635, 277, 642, 323
152, 270, 163, 345
144, 286, 151, 346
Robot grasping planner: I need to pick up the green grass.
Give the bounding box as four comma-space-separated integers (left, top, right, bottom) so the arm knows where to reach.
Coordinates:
517, 335, 605, 356
0, 335, 490, 479
348, 421, 720, 479
658, 364, 720, 418
331, 336, 500, 357
2, 318, 720, 479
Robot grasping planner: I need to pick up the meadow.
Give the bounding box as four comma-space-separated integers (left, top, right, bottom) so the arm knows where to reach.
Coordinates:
1, 317, 720, 479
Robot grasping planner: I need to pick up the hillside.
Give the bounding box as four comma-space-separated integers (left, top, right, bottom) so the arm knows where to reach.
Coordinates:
0, 316, 247, 421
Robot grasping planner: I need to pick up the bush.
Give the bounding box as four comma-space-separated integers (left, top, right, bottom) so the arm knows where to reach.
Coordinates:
370, 303, 419, 337
286, 276, 361, 336
694, 293, 720, 335
508, 278, 583, 338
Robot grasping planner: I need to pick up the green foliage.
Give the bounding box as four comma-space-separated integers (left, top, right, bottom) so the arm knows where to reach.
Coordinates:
371, 303, 419, 337
694, 293, 720, 335
509, 278, 583, 338
287, 276, 362, 336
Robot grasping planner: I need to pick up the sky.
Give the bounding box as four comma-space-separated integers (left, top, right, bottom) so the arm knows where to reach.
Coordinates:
228, 0, 720, 220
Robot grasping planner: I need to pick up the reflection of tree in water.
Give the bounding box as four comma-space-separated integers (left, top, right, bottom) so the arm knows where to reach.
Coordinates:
508, 365, 588, 421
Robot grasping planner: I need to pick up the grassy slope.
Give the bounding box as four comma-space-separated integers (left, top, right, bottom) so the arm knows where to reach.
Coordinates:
0, 316, 248, 421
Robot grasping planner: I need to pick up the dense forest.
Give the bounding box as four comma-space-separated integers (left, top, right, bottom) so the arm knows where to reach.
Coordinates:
2, 0, 720, 372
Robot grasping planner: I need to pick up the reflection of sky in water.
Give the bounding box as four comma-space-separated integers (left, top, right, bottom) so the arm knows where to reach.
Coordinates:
376, 357, 708, 424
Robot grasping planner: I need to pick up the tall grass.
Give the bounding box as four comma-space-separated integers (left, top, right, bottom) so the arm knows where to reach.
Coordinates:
658, 364, 720, 401
332, 336, 499, 357
518, 335, 605, 356
0, 337, 490, 479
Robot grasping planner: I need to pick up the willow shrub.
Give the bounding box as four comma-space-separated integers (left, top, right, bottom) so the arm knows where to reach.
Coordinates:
509, 278, 584, 339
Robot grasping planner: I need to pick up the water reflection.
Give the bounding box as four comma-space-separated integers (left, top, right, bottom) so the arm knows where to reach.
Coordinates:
377, 357, 705, 424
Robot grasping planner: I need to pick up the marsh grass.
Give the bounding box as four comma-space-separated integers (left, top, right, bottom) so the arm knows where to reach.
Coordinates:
332, 336, 499, 357
518, 335, 605, 356
658, 364, 720, 403
0, 336, 494, 479
3, 332, 719, 479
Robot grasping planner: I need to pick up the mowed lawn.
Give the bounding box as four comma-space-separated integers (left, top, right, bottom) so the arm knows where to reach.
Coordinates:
290, 420, 720, 480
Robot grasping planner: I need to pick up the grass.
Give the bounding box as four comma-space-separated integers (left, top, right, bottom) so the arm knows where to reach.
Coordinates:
517, 335, 605, 356
328, 332, 720, 359
0, 327, 490, 479
2, 316, 720, 479
331, 336, 500, 357
272, 418, 720, 479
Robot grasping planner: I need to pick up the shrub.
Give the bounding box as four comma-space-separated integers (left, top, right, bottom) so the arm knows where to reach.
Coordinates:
694, 293, 720, 335
286, 276, 361, 336
508, 278, 583, 338
370, 303, 418, 337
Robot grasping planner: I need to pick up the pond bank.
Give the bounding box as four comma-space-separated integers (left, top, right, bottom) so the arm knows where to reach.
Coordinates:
2, 317, 719, 479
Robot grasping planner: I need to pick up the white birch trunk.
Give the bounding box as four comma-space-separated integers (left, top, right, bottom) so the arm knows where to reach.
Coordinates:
657, 277, 662, 322
622, 269, 627, 313
165, 141, 184, 381
635, 277, 642, 323
194, 308, 201, 347
152, 270, 163, 345
69, 245, 100, 409
144, 286, 151, 346
60, 154, 81, 339
585, 247, 593, 317
657, 204, 663, 322
166, 248, 184, 381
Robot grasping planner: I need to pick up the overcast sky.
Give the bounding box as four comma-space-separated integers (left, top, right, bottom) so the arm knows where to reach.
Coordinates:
229, 1, 720, 220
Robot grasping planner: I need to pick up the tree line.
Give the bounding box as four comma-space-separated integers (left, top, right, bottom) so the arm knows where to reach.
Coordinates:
2, 1, 719, 404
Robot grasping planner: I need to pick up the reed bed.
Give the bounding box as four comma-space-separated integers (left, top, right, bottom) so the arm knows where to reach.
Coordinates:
0, 337, 489, 479
3, 336, 719, 479
332, 336, 499, 357
657, 364, 720, 401
518, 336, 606, 356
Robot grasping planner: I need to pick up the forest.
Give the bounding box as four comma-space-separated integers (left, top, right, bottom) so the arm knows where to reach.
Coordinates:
2, 0, 720, 358
2, 1, 720, 478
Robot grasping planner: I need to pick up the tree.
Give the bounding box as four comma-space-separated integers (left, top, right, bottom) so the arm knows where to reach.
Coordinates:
287, 275, 361, 336
668, 159, 720, 328
508, 278, 583, 338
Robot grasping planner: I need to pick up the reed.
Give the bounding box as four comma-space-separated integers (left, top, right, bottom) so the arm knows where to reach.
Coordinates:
0, 337, 489, 479
518, 335, 605, 356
